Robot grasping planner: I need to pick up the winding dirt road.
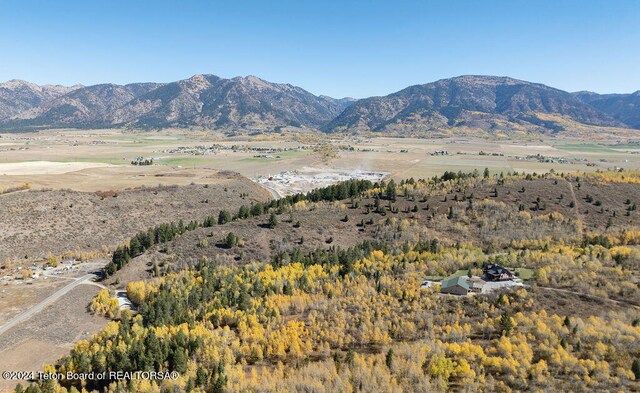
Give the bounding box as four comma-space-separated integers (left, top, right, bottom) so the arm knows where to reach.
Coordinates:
537, 285, 640, 309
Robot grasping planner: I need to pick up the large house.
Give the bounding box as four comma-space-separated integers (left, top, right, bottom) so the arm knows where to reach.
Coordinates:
483, 264, 515, 281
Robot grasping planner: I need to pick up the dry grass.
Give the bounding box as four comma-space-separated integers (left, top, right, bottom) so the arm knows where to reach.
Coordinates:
0, 285, 107, 391
0, 173, 270, 262
0, 280, 66, 325
108, 176, 640, 286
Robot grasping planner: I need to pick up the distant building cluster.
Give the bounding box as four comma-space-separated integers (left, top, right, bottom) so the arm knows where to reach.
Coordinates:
131, 156, 154, 166
160, 145, 294, 155
515, 154, 569, 164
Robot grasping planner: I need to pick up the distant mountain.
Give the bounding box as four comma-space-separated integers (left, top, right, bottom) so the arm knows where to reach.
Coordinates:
0, 74, 638, 134
0, 75, 344, 131
112, 74, 345, 129
0, 80, 80, 121
573, 91, 640, 129
325, 75, 626, 134
319, 95, 357, 111
14, 83, 162, 127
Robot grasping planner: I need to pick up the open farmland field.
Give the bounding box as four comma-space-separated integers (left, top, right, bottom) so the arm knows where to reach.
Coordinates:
2, 129, 640, 193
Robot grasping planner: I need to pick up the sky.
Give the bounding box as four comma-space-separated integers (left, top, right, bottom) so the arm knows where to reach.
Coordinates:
0, 0, 639, 98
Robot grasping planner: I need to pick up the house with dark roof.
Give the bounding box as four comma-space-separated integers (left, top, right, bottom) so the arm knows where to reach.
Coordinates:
483, 264, 515, 282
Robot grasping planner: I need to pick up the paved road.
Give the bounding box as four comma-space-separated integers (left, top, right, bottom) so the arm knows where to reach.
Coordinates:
0, 274, 99, 336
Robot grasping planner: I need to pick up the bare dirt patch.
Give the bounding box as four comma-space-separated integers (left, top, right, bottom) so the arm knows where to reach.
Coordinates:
254, 167, 386, 197
0, 285, 107, 391
0, 279, 67, 325
0, 161, 114, 176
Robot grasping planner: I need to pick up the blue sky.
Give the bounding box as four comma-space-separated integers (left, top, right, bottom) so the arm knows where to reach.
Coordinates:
1, 0, 638, 98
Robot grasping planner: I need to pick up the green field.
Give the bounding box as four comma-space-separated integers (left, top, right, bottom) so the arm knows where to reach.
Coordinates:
554, 143, 617, 153
514, 268, 535, 280
444, 270, 470, 280
53, 155, 130, 165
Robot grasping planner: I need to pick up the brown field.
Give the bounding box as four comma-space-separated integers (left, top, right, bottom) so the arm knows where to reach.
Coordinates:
0, 279, 66, 325
0, 285, 107, 391
1, 129, 640, 194
0, 172, 270, 262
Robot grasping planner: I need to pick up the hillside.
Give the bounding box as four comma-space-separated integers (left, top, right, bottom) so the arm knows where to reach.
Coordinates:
325, 75, 627, 134
17, 170, 640, 393
0, 171, 270, 261
108, 171, 640, 287
112, 74, 345, 130
574, 90, 640, 129
10, 83, 162, 128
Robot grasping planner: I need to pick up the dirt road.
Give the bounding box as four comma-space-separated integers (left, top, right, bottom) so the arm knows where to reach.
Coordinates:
566, 179, 584, 236
537, 285, 640, 309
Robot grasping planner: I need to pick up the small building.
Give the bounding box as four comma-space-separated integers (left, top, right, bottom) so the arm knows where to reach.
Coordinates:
483, 264, 515, 282
440, 276, 471, 296
466, 276, 486, 293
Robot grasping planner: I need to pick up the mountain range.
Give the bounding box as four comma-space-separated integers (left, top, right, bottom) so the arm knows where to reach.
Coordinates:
0, 74, 638, 135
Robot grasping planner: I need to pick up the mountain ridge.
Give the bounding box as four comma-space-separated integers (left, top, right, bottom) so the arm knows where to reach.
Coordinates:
0, 74, 638, 134
325, 75, 627, 134
572, 90, 640, 129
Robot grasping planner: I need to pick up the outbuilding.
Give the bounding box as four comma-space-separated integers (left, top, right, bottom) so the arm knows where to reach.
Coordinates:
440, 276, 471, 296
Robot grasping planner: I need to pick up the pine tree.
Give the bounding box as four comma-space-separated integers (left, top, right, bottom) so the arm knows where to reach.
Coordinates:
268, 212, 278, 228
632, 358, 640, 379
346, 349, 355, 366
385, 348, 394, 370
224, 232, 238, 248
500, 311, 514, 336
238, 205, 250, 219
218, 210, 231, 225
251, 203, 265, 216
386, 180, 397, 201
